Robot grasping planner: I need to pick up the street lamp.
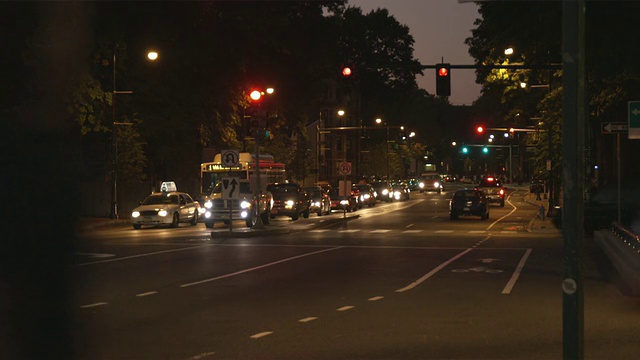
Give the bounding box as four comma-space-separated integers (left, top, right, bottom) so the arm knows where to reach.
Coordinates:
376, 118, 390, 183
110, 48, 158, 219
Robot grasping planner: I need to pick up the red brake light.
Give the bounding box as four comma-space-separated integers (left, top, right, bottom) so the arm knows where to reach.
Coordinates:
499, 189, 504, 195
487, 177, 494, 181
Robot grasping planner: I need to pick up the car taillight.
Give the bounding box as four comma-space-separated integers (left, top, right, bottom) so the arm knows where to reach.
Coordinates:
499, 189, 504, 195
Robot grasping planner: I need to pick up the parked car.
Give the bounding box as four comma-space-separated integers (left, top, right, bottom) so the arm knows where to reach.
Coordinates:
201, 179, 272, 228
476, 176, 505, 207
267, 182, 310, 220
355, 183, 377, 207
449, 188, 489, 220
303, 186, 331, 216
329, 187, 358, 212
131, 183, 200, 229
370, 181, 393, 202
391, 183, 410, 201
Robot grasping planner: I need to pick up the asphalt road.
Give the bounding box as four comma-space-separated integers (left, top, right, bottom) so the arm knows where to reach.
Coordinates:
71, 186, 639, 359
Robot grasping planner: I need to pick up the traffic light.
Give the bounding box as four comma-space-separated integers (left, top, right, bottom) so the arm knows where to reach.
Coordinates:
341, 64, 354, 77
476, 126, 484, 134
462, 146, 469, 154
482, 147, 489, 154
435, 63, 451, 96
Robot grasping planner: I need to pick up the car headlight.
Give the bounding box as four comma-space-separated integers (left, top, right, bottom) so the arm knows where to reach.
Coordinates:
198, 207, 206, 214
158, 209, 168, 217
285, 200, 295, 209
132, 211, 140, 218
340, 200, 349, 205
382, 189, 389, 195
363, 194, 370, 200
240, 200, 251, 209
419, 182, 425, 188
433, 182, 440, 188
205, 200, 213, 209
313, 201, 321, 207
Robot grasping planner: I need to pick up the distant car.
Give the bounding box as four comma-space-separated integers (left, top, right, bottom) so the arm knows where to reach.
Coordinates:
329, 187, 358, 212
449, 188, 489, 220
303, 186, 331, 216
418, 174, 444, 193
370, 181, 393, 202
355, 183, 377, 207
131, 190, 200, 229
391, 183, 410, 201
476, 176, 505, 207
267, 182, 310, 220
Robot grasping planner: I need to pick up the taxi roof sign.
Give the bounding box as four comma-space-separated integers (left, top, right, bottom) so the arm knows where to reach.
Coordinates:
160, 181, 177, 192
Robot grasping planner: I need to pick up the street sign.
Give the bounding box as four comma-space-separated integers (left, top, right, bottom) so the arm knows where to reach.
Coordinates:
628, 101, 640, 139
221, 177, 240, 199
601, 122, 628, 134
221, 149, 240, 167
338, 162, 352, 175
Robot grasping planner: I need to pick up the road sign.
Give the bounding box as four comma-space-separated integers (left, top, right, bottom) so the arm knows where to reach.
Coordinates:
601, 122, 628, 134
221, 177, 240, 199
628, 101, 640, 139
338, 162, 352, 175
221, 150, 240, 167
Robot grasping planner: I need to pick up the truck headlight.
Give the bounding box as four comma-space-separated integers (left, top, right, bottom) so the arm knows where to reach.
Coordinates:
205, 201, 213, 209
240, 210, 248, 218
433, 182, 440, 188
240, 200, 251, 209
285, 200, 295, 209
132, 211, 140, 218
158, 210, 168, 217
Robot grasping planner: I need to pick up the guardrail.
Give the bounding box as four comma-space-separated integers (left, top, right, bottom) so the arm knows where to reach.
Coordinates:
610, 222, 640, 254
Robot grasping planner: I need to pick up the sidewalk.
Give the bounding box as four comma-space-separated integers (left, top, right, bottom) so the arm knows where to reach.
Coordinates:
520, 189, 561, 234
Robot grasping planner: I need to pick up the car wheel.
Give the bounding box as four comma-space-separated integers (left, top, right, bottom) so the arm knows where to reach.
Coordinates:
190, 212, 198, 226
170, 213, 179, 228
246, 215, 257, 228
261, 208, 270, 224
205, 220, 214, 229
133, 224, 142, 230
500, 199, 505, 207
291, 213, 299, 221
303, 208, 310, 219
317, 209, 323, 216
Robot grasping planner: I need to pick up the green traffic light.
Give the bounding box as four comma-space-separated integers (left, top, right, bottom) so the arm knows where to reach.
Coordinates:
462, 147, 468, 154
482, 147, 489, 154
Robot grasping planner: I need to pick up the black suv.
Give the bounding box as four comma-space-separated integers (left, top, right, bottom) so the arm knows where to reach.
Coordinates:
267, 182, 311, 220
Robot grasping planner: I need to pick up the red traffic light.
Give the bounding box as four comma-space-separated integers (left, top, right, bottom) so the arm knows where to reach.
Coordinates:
476, 126, 484, 133
437, 67, 449, 77
342, 66, 353, 77
249, 90, 262, 101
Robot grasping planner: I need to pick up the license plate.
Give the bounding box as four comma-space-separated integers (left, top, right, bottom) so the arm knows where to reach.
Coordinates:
463, 207, 470, 211
143, 217, 152, 222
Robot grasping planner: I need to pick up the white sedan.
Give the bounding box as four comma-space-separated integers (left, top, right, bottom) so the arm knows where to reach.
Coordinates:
131, 191, 200, 229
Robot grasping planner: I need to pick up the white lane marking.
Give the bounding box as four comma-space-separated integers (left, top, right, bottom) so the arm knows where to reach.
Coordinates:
77, 245, 213, 266
299, 317, 318, 323
500, 231, 518, 234
190, 351, 216, 360
337, 306, 355, 311
502, 248, 532, 295
76, 252, 116, 258
180, 247, 344, 288
368, 296, 384, 301
405, 224, 414, 228
339, 230, 360, 233
435, 230, 454, 233
431, 216, 438, 220
81, 302, 108, 309
402, 230, 422, 233
468, 230, 486, 234
370, 229, 391, 233
250, 332, 273, 339
396, 240, 485, 293
136, 291, 158, 297
309, 229, 329, 232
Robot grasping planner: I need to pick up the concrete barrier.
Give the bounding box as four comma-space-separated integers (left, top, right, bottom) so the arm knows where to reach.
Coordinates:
594, 224, 640, 297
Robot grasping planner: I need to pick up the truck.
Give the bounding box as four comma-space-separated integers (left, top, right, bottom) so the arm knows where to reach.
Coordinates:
201, 179, 272, 228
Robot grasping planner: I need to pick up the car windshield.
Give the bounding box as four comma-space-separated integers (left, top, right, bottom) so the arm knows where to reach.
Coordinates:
267, 184, 298, 193
142, 194, 179, 205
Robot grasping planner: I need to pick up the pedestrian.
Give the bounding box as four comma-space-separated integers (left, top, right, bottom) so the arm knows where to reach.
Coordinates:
535, 183, 541, 200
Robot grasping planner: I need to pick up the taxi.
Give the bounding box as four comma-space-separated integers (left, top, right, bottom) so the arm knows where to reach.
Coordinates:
131, 182, 200, 229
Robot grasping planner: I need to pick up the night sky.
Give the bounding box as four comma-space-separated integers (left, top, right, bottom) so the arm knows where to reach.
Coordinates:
348, 0, 482, 105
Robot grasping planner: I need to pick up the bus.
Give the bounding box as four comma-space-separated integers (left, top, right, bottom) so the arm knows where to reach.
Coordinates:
200, 152, 286, 195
